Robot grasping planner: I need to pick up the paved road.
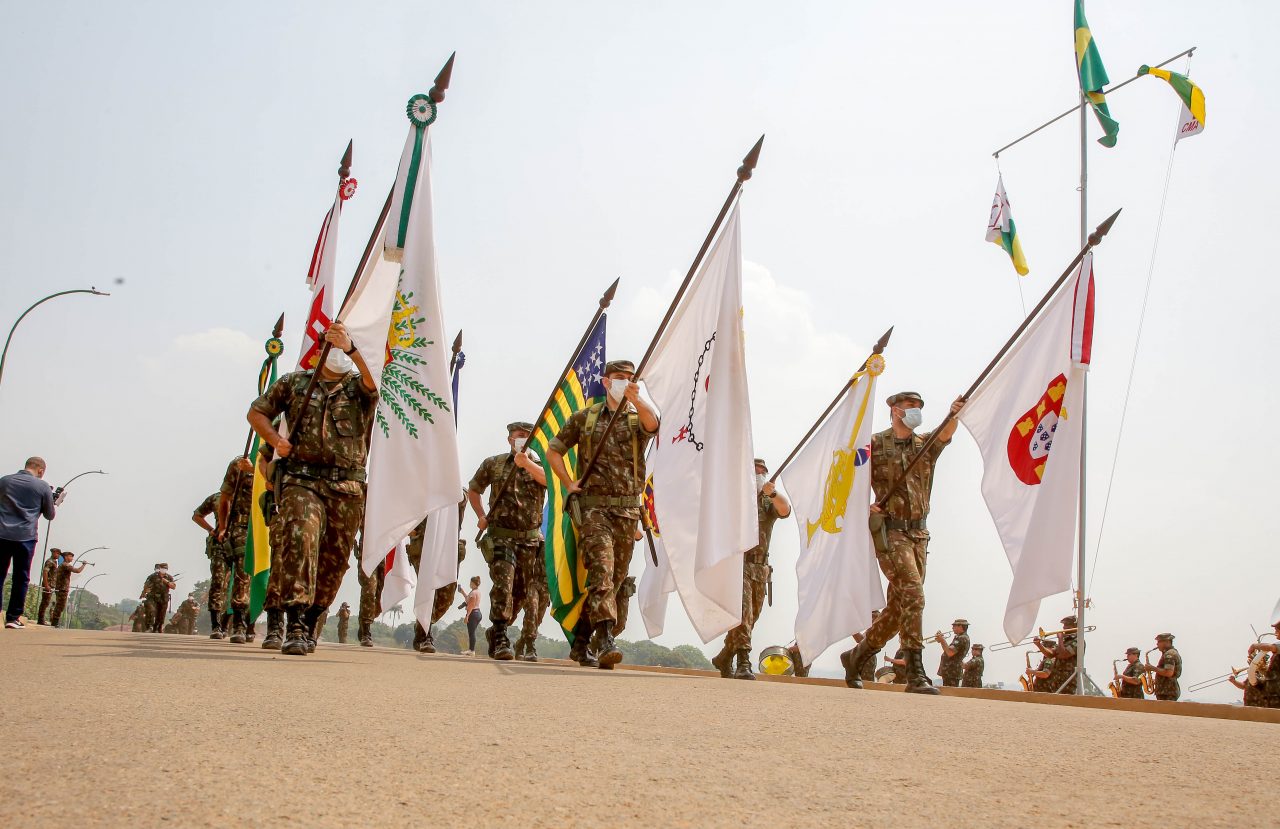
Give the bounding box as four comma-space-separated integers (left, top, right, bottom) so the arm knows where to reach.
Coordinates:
3, 627, 1273, 827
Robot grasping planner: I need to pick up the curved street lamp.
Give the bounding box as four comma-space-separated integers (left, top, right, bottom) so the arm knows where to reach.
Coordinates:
73, 546, 108, 565
0, 288, 111, 388
37, 470, 107, 579
65, 572, 108, 629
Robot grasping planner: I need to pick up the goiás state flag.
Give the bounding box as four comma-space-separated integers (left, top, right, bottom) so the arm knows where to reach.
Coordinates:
959, 252, 1096, 645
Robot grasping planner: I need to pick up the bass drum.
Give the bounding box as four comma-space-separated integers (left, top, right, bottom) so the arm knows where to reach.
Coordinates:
758, 645, 795, 676
874, 666, 898, 684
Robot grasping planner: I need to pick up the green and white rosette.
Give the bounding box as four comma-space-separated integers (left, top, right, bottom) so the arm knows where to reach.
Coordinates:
384, 93, 437, 262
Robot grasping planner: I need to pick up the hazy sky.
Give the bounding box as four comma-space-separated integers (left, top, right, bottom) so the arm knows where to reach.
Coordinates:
2, 2, 1275, 702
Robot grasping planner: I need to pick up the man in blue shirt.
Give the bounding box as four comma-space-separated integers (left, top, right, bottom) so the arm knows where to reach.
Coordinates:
0, 457, 59, 628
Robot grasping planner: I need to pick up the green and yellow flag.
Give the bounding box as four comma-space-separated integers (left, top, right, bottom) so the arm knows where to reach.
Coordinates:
986, 175, 1029, 276
532, 315, 607, 640
1138, 65, 1206, 127
246, 322, 284, 621
1074, 0, 1119, 147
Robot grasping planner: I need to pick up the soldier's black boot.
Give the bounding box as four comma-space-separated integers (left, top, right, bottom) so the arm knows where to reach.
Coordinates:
245, 620, 256, 644
303, 605, 323, 654
524, 638, 538, 663
904, 648, 941, 696
261, 609, 284, 650
485, 625, 496, 658
358, 620, 373, 647
591, 621, 622, 669
788, 645, 810, 678
417, 623, 435, 654
491, 623, 514, 661
712, 645, 733, 678
228, 610, 247, 644
209, 610, 224, 640
281, 607, 309, 656
732, 649, 756, 680
841, 640, 881, 689
512, 633, 526, 661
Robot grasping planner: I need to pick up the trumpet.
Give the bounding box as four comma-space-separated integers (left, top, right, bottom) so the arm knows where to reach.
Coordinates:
926, 630, 954, 646
990, 625, 1097, 651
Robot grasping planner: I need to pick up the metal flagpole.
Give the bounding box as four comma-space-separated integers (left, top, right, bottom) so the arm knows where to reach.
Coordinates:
1076, 91, 1089, 696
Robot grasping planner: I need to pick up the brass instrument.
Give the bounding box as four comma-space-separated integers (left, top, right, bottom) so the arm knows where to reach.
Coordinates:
1187, 666, 1246, 694
1246, 650, 1269, 687
990, 624, 1097, 652
1141, 648, 1159, 695
757, 645, 795, 676
1019, 650, 1037, 692
926, 630, 954, 646
1108, 659, 1123, 698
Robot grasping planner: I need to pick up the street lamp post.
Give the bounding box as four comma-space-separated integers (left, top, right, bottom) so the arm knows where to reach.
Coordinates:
66, 572, 108, 628
36, 470, 107, 581
0, 288, 111, 389
73, 546, 108, 564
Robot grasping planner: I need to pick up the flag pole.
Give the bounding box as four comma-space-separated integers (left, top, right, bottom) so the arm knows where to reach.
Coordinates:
873, 209, 1121, 515
767, 326, 894, 484
448, 330, 463, 374
571, 136, 764, 493
292, 52, 456, 438
222, 313, 285, 539
477, 278, 620, 542
1074, 88, 1090, 696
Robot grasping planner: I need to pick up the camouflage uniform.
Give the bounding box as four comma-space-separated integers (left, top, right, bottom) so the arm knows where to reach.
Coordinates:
48, 560, 75, 626
613, 576, 637, 637
1261, 652, 1280, 709
722, 491, 784, 655
892, 648, 908, 684
174, 598, 200, 634
861, 427, 950, 652
36, 556, 59, 624
961, 652, 984, 688
469, 453, 546, 627
430, 540, 467, 626
217, 460, 254, 612
129, 603, 150, 633
1032, 656, 1055, 693
1154, 646, 1182, 701
937, 631, 971, 687
251, 370, 375, 631
141, 572, 176, 633
547, 402, 654, 627
337, 603, 351, 644
1119, 659, 1146, 699
196, 491, 232, 616
1047, 634, 1078, 694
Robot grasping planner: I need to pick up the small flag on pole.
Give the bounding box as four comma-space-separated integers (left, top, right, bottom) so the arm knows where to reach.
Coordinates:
986, 175, 1029, 276
1139, 65, 1206, 128
1074, 0, 1119, 147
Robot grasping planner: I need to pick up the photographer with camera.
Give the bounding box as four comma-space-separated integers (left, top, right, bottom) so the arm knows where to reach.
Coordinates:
0, 457, 61, 629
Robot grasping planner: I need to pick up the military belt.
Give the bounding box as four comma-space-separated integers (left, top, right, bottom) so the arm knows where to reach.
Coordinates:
485, 526, 541, 541
578, 495, 643, 509
883, 518, 927, 531
281, 459, 367, 483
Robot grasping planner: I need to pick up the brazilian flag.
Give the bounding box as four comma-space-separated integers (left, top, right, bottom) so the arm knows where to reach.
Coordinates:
1074, 0, 1119, 147
531, 315, 607, 640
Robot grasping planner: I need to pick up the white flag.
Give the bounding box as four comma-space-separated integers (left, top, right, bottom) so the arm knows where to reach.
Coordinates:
379, 537, 416, 614
780, 363, 886, 667
361, 131, 463, 587
641, 204, 757, 643
959, 254, 1096, 644
413, 505, 460, 630
1175, 103, 1203, 142
637, 491, 675, 638
298, 187, 345, 370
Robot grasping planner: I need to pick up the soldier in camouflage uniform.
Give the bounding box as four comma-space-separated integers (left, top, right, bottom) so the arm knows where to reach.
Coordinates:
36, 548, 61, 625
834, 610, 882, 683
842, 391, 962, 696
213, 456, 255, 643
129, 602, 150, 633
140, 563, 177, 633
1247, 621, 1280, 709
1146, 632, 1182, 701
248, 321, 377, 657
354, 534, 383, 648
47, 551, 84, 627
961, 644, 984, 688
467, 422, 548, 661
252, 439, 290, 650
935, 619, 972, 688
1030, 644, 1056, 693
713, 459, 791, 681
1115, 646, 1146, 699
191, 492, 224, 638
337, 602, 351, 644
547, 360, 658, 670
1034, 615, 1079, 694
173, 594, 201, 634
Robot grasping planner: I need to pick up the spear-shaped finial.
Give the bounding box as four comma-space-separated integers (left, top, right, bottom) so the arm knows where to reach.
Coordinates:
430, 51, 457, 104
1088, 208, 1122, 247
451, 329, 463, 354
339, 140, 353, 180
738, 134, 765, 183
872, 325, 894, 355
272, 313, 285, 339
601, 277, 620, 309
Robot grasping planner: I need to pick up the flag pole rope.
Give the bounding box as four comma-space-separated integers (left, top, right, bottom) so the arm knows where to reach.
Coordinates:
1087, 55, 1192, 596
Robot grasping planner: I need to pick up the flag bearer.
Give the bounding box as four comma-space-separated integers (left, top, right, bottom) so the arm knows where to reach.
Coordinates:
841, 391, 963, 695
214, 456, 255, 643
1147, 632, 1182, 701
546, 360, 659, 669
467, 423, 547, 661
712, 458, 790, 680
247, 322, 378, 657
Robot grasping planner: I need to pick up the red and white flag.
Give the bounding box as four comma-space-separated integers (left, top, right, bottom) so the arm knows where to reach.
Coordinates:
958, 253, 1097, 644
298, 177, 356, 369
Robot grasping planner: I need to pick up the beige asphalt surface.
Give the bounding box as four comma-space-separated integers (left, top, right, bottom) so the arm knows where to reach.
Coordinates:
3, 627, 1275, 828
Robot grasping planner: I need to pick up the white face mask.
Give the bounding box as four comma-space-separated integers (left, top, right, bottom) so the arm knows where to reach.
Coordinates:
608, 378, 629, 402
755, 473, 767, 492
512, 437, 527, 452
899, 407, 923, 430
324, 348, 355, 375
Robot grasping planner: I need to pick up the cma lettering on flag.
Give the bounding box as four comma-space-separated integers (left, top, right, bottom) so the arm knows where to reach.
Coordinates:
1175, 104, 1203, 142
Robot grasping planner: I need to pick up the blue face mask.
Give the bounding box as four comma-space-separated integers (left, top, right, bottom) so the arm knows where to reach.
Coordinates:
899, 407, 923, 430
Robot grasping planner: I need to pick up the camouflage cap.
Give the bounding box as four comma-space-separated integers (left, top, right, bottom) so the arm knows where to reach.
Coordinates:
1126, 647, 1141, 655
506, 421, 535, 434
952, 618, 969, 627
886, 391, 924, 407
156, 562, 169, 569
1061, 615, 1078, 627
50, 547, 61, 554
972, 644, 984, 652
603, 359, 636, 375
1155, 632, 1175, 642
753, 458, 768, 471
